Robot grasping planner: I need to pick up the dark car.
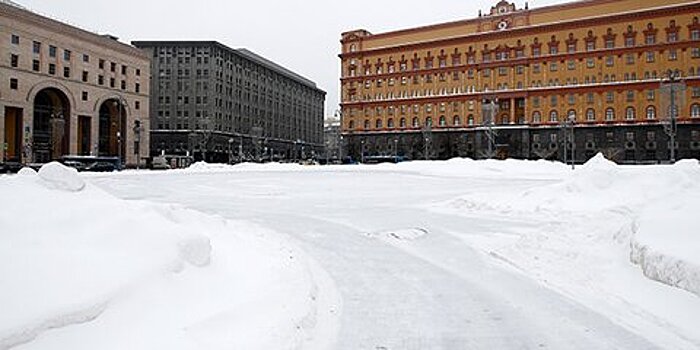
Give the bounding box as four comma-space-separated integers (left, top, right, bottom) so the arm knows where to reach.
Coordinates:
83, 161, 116, 172
0, 162, 24, 174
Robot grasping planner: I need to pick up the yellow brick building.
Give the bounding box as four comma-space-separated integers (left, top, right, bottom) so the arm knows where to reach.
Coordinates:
339, 0, 700, 163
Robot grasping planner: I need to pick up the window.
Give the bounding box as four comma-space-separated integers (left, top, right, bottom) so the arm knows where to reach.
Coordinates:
98, 75, 104, 85
647, 89, 656, 101
606, 108, 615, 121
586, 58, 595, 68
412, 117, 419, 127
82, 71, 88, 82
549, 62, 558, 72
567, 60, 576, 70
691, 104, 700, 118
376, 119, 383, 129
626, 107, 636, 120
606, 91, 615, 103
110, 78, 115, 88
646, 106, 656, 120
10, 78, 18, 90
468, 115, 475, 125
533, 111, 542, 123
626, 90, 635, 102
646, 51, 655, 63
33, 41, 41, 54
532, 64, 541, 74
669, 49, 678, 61
122, 65, 127, 75
550, 95, 558, 106
64, 50, 71, 61
135, 83, 140, 93
49, 45, 57, 58
136, 69, 141, 76
606, 56, 614, 67
11, 34, 19, 45
549, 110, 559, 122
135, 101, 140, 110
83, 54, 89, 63
32, 59, 40, 72
10, 54, 18, 68
111, 62, 116, 72
626, 54, 635, 64
99, 59, 105, 69
453, 116, 461, 126
82, 91, 88, 101
586, 109, 595, 121
48, 63, 56, 75
64, 67, 70, 78
400, 118, 406, 128
692, 48, 700, 58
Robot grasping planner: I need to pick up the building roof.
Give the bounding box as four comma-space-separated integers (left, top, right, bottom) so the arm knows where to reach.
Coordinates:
132, 40, 325, 94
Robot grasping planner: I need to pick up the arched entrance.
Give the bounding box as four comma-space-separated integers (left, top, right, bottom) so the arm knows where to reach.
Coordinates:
98, 99, 127, 161
33, 88, 71, 163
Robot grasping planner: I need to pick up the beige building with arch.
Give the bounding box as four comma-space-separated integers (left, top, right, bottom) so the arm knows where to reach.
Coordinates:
0, 1, 150, 167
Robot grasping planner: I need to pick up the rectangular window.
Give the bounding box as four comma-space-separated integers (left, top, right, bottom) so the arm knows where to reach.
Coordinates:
606, 91, 614, 102
567, 60, 576, 70
606, 56, 614, 67
605, 39, 614, 49
647, 89, 656, 101
10, 78, 18, 90
135, 83, 140, 93
10, 54, 18, 68
82, 71, 88, 82
98, 75, 104, 85
626, 90, 635, 102
99, 59, 105, 69
692, 47, 700, 58
121, 65, 127, 75
135, 101, 141, 110
532, 64, 541, 73
11, 34, 19, 45
83, 54, 89, 63
136, 68, 141, 76
669, 49, 678, 61
49, 45, 57, 58
110, 62, 116, 72
549, 62, 558, 72
48, 63, 56, 75
626, 54, 635, 64
646, 51, 655, 63
692, 30, 700, 40
586, 58, 595, 68
82, 91, 88, 101
32, 59, 40, 72
64, 50, 71, 61
33, 41, 41, 54
121, 80, 126, 90
63, 67, 70, 78
110, 78, 115, 88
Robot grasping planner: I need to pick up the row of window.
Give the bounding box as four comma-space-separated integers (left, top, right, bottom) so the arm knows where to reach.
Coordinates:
347, 19, 700, 77
6, 78, 141, 110
348, 104, 700, 130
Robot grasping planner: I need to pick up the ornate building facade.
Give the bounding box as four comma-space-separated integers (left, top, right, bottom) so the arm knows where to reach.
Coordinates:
0, 1, 150, 167
339, 0, 700, 163
132, 41, 326, 164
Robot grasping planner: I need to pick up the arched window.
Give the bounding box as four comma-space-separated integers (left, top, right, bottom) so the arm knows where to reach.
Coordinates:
549, 110, 559, 122
348, 120, 355, 129
626, 107, 636, 120
586, 108, 595, 121
376, 119, 383, 129
533, 111, 542, 123
400, 118, 406, 128
606, 108, 615, 121
646, 106, 656, 120
567, 110, 576, 121
425, 117, 433, 127
467, 115, 475, 126
453, 115, 461, 126
412, 117, 419, 127
692, 104, 700, 118
439, 116, 446, 126
387, 118, 394, 128
364, 119, 370, 129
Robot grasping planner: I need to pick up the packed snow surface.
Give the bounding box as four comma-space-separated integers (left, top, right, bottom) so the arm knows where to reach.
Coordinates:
1, 155, 699, 349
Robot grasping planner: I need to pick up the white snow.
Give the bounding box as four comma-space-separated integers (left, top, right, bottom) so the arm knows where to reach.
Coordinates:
0, 163, 341, 350
2, 156, 699, 349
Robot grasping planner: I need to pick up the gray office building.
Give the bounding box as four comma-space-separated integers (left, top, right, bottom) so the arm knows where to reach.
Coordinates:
132, 41, 325, 164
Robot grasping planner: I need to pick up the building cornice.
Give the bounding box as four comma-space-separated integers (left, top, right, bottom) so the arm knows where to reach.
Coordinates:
339, 1, 700, 59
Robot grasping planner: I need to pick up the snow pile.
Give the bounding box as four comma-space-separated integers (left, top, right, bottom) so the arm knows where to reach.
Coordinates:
631, 160, 700, 297
366, 227, 429, 241
0, 163, 340, 349
37, 162, 85, 192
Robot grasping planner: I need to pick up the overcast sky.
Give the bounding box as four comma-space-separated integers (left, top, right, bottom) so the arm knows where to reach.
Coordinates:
16, 0, 568, 117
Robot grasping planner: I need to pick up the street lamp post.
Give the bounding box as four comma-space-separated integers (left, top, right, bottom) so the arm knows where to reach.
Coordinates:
133, 119, 142, 169
393, 138, 399, 163
228, 138, 234, 164
113, 97, 124, 169
661, 70, 686, 164
562, 112, 576, 170
361, 139, 365, 163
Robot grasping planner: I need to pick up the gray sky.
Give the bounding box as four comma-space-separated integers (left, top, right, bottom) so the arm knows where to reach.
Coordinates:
16, 0, 567, 117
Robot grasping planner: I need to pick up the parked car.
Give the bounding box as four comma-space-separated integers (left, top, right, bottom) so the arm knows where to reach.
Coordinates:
151, 156, 171, 170
62, 160, 86, 172
83, 161, 116, 172
0, 162, 24, 174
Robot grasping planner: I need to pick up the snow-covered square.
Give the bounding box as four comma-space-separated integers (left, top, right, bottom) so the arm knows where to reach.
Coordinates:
1, 156, 699, 349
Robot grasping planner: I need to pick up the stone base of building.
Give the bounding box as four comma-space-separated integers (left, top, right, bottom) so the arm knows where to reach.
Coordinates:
342, 123, 700, 164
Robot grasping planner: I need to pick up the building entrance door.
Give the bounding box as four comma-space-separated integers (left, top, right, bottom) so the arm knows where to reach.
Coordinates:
4, 107, 23, 162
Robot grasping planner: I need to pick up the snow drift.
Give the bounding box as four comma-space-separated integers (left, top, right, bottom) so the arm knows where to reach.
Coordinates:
0, 163, 340, 350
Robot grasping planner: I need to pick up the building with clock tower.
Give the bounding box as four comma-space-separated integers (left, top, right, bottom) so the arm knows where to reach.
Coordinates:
339, 0, 700, 163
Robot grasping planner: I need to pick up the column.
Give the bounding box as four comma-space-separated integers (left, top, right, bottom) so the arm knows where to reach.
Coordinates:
510, 98, 516, 124
0, 103, 5, 163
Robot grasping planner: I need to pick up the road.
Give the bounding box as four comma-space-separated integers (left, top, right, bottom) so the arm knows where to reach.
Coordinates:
91, 167, 659, 349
